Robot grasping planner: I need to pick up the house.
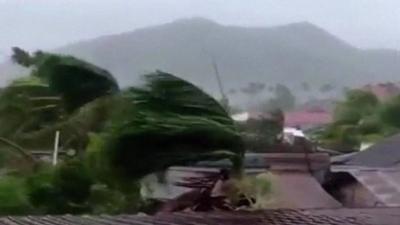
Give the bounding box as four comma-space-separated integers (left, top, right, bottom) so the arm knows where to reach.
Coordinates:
231, 108, 333, 130
145, 152, 341, 209
231, 111, 273, 122
284, 107, 332, 129
326, 133, 400, 207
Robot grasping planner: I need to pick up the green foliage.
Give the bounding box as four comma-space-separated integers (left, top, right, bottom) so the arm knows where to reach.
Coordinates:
0, 177, 32, 215
85, 133, 118, 186
87, 184, 126, 214
11, 47, 33, 67
11, 49, 119, 113
358, 115, 382, 135
0, 76, 61, 139
345, 89, 378, 111
318, 89, 397, 152
24, 160, 143, 215
34, 54, 119, 112
101, 71, 244, 179
26, 161, 93, 214
334, 90, 378, 125
2, 49, 246, 215
2, 49, 120, 155
334, 104, 362, 125
380, 96, 400, 128
227, 173, 272, 209
318, 124, 360, 152
54, 161, 93, 204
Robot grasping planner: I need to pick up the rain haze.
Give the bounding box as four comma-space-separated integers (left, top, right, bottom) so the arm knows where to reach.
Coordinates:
1, 0, 400, 60
2, 1, 400, 221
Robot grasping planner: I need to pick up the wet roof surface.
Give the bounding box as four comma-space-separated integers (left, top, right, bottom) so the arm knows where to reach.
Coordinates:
0, 208, 399, 225
332, 166, 400, 207
339, 133, 400, 167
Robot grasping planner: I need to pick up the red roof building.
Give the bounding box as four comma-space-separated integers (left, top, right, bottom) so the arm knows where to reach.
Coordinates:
284, 107, 332, 128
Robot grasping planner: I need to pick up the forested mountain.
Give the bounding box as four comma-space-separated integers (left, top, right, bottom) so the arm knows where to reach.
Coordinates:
2, 18, 400, 101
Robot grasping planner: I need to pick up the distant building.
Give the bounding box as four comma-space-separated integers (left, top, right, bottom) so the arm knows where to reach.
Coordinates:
284, 107, 332, 129
231, 111, 274, 122
231, 108, 332, 130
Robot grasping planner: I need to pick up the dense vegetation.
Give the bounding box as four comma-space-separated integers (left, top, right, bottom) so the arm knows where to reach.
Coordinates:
0, 48, 244, 215
317, 89, 400, 152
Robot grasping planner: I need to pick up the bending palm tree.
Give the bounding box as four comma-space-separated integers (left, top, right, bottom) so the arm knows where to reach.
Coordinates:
102, 71, 244, 179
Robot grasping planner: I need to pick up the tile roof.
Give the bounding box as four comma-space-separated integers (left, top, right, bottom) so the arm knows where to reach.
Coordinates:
0, 208, 398, 225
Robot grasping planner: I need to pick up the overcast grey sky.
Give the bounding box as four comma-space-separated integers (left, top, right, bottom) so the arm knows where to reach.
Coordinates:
1, 0, 399, 60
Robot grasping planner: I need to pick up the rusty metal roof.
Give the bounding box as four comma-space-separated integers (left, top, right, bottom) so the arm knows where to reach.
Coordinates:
332, 166, 400, 207
269, 172, 342, 209
0, 208, 398, 225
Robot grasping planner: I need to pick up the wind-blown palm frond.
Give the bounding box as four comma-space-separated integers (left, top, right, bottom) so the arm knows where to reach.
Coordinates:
34, 54, 119, 112
124, 71, 229, 120
0, 52, 120, 160
0, 77, 62, 138
14, 96, 116, 152
103, 71, 244, 179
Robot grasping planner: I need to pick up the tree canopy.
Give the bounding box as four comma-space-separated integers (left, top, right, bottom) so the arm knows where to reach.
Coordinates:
317, 89, 398, 152
0, 48, 245, 214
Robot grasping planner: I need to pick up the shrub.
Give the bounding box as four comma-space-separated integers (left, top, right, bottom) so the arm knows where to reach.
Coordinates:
227, 173, 273, 209
26, 161, 93, 214
87, 184, 126, 214
0, 176, 32, 215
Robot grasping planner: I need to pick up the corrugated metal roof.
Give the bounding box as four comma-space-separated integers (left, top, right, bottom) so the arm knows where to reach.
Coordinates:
339, 133, 400, 167
269, 172, 341, 209
332, 166, 400, 207
1, 208, 398, 225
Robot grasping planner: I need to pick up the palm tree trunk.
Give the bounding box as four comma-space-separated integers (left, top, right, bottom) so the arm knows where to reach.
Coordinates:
0, 137, 37, 165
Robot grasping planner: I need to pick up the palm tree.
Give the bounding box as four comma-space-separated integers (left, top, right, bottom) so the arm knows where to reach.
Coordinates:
1, 51, 119, 161
101, 71, 245, 179
7, 49, 245, 179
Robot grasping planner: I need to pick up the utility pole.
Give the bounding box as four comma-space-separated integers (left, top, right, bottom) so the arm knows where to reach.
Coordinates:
52, 130, 60, 166
211, 58, 229, 111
